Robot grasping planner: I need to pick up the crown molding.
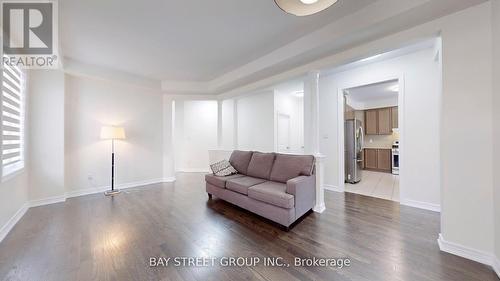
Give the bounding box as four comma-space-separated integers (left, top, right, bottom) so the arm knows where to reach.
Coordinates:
161, 80, 215, 95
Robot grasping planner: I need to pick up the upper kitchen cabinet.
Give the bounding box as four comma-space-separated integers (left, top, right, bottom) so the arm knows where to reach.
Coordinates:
378, 108, 392, 134
365, 107, 397, 135
365, 110, 378, 135
391, 106, 398, 129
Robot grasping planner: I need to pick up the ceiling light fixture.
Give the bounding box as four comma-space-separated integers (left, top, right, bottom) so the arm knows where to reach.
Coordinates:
275, 0, 338, 16
300, 0, 319, 4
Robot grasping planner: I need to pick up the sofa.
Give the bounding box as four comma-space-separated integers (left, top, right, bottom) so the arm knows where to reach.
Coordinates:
205, 150, 316, 229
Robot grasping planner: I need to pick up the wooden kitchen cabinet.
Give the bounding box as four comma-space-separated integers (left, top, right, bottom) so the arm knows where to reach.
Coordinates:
364, 148, 392, 173
391, 106, 398, 129
364, 149, 378, 170
377, 108, 392, 134
376, 149, 392, 172
365, 110, 378, 135
364, 107, 396, 135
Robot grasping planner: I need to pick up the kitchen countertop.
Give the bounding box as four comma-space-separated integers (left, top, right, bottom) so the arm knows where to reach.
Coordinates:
363, 147, 393, 150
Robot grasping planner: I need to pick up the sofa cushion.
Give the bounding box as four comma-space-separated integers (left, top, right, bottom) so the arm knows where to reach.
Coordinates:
210, 160, 238, 176
248, 181, 294, 209
270, 154, 315, 183
205, 174, 245, 189
226, 176, 267, 195
246, 152, 276, 180
229, 150, 253, 175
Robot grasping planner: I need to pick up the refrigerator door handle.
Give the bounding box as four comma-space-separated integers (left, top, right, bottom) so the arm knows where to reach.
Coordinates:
359, 126, 365, 151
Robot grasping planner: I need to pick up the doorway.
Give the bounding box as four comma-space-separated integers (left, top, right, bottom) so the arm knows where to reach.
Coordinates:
273, 80, 305, 154
277, 113, 291, 153
339, 78, 402, 202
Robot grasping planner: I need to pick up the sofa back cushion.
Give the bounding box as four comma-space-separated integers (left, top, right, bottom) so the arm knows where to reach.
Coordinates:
229, 150, 253, 175
270, 154, 315, 183
246, 152, 276, 180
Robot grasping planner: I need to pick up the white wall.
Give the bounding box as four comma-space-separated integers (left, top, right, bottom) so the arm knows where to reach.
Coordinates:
274, 86, 304, 154
174, 100, 217, 172
439, 3, 494, 255
65, 75, 164, 193
28, 70, 65, 201
492, 0, 500, 262
320, 47, 441, 207
237, 91, 275, 152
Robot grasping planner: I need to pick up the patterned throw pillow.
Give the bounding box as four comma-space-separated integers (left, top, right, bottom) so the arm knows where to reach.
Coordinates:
210, 160, 238, 177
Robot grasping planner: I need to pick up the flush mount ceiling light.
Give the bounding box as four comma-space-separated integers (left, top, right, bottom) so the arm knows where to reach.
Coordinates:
275, 0, 339, 16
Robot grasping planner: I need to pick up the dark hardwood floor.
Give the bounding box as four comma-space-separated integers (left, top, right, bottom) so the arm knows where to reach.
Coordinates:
0, 173, 497, 281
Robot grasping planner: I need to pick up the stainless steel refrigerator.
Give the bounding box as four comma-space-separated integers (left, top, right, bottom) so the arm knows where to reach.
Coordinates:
345, 119, 364, 184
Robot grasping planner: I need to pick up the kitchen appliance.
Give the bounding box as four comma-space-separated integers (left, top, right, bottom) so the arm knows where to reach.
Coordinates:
392, 141, 399, 175
345, 119, 364, 183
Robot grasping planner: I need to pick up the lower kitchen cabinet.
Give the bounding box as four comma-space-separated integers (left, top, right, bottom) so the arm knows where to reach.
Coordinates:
364, 148, 392, 173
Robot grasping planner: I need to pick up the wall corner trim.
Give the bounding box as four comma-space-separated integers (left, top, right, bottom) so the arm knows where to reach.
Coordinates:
400, 199, 441, 212
0, 203, 29, 243
438, 233, 497, 274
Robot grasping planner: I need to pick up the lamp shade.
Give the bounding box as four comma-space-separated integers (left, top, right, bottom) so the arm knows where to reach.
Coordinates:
100, 126, 126, 140
274, 0, 338, 16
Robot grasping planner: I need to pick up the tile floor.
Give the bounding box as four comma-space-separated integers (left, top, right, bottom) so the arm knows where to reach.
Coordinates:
345, 170, 400, 202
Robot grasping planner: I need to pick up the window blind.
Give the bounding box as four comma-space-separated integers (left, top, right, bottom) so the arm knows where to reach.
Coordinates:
2, 58, 24, 177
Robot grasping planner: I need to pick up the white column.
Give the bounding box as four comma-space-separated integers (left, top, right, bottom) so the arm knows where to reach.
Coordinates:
304, 71, 326, 213
233, 98, 238, 150
162, 95, 176, 182
217, 99, 223, 148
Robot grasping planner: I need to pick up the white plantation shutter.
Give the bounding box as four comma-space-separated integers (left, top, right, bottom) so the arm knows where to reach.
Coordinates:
2, 57, 25, 177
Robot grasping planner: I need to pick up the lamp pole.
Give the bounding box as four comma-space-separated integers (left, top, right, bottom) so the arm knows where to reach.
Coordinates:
105, 138, 120, 196
101, 126, 125, 196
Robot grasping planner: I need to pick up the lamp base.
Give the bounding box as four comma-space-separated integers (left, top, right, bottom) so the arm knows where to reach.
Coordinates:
104, 189, 121, 196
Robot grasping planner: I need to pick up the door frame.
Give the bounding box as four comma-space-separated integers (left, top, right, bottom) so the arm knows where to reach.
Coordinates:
336, 74, 405, 197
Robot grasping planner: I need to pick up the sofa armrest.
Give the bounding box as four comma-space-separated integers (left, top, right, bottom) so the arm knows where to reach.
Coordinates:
286, 175, 316, 219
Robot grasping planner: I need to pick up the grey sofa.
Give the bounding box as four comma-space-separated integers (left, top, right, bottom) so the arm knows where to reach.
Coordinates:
205, 150, 316, 228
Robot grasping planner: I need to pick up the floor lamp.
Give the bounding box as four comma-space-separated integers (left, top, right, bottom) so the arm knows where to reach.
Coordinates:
100, 126, 126, 196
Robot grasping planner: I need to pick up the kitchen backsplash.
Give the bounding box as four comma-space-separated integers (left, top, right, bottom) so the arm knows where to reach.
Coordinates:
364, 132, 398, 149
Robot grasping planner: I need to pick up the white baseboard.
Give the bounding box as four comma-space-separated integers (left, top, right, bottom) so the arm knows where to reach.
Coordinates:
438, 234, 497, 271
29, 195, 66, 208
66, 177, 176, 199
0, 203, 28, 243
313, 204, 326, 213
0, 177, 177, 244
493, 256, 500, 279
323, 184, 343, 193
400, 199, 441, 212
65, 186, 108, 199
177, 169, 210, 173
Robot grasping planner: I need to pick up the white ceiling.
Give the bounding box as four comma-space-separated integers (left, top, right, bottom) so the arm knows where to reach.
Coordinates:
60, 0, 487, 94
347, 80, 398, 101
60, 0, 375, 82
